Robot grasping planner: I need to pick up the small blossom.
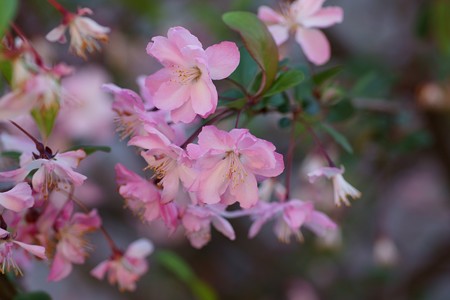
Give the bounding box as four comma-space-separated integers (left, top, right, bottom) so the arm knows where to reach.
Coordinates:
91, 238, 153, 292
182, 205, 235, 249
0, 183, 34, 212
307, 166, 361, 206
0, 228, 47, 275
258, 0, 343, 65
128, 126, 196, 204
249, 199, 336, 243
0, 150, 87, 197
46, 7, 110, 59
48, 202, 101, 281
188, 126, 284, 208
145, 26, 240, 123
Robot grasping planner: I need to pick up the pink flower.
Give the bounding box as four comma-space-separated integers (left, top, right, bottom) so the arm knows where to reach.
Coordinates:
0, 64, 73, 121
48, 202, 101, 281
115, 163, 179, 232
0, 150, 87, 197
187, 126, 284, 208
258, 0, 343, 65
307, 166, 361, 206
46, 8, 110, 59
91, 238, 154, 292
0, 228, 47, 275
128, 126, 196, 204
249, 199, 336, 243
104, 83, 176, 141
0, 183, 34, 212
182, 205, 235, 249
145, 26, 240, 123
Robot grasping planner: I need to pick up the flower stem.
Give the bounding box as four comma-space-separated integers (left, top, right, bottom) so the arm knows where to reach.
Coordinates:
285, 111, 300, 201
47, 0, 69, 15
305, 125, 336, 168
9, 23, 44, 68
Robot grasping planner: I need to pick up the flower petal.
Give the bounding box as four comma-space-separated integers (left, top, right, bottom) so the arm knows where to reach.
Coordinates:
190, 78, 216, 116
0, 183, 34, 212
295, 28, 330, 65
302, 7, 344, 28
205, 41, 240, 80
258, 6, 285, 24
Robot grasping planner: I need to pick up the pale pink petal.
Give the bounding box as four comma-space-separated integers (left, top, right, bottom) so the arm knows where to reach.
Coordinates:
198, 159, 230, 204
126, 238, 154, 259
145, 68, 172, 96
195, 125, 234, 152
190, 79, 216, 116
295, 28, 330, 65
160, 171, 180, 203
302, 7, 344, 28
167, 26, 203, 50
205, 41, 240, 80
211, 216, 235, 240
170, 99, 197, 123
231, 174, 259, 209
306, 211, 337, 236
55, 150, 86, 169
0, 183, 34, 212
153, 80, 191, 111
46, 24, 68, 43
258, 6, 285, 24
307, 166, 343, 183
283, 201, 313, 229
48, 253, 72, 281
90, 260, 110, 279
12, 241, 46, 259
146, 36, 185, 66
267, 24, 290, 45
293, 0, 326, 20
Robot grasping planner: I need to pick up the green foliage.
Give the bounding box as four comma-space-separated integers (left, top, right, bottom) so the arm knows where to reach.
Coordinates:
327, 98, 356, 122
0, 0, 17, 38
312, 65, 343, 86
14, 291, 52, 300
264, 69, 304, 97
431, 0, 450, 55
320, 123, 354, 154
0, 151, 21, 160
223, 11, 278, 94
156, 251, 218, 300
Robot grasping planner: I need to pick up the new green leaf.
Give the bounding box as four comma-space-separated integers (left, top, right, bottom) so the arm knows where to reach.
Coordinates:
265, 69, 304, 97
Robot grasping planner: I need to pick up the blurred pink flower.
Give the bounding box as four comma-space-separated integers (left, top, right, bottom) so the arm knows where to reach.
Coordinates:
0, 183, 34, 213
187, 126, 284, 208
145, 26, 240, 123
46, 7, 110, 59
48, 203, 101, 281
0, 228, 47, 275
307, 166, 361, 206
249, 199, 336, 243
91, 238, 153, 292
258, 0, 343, 65
182, 204, 235, 248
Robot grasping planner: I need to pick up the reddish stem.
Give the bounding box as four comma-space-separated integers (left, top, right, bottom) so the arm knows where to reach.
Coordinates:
47, 0, 70, 16
284, 111, 299, 201
9, 23, 45, 68
305, 125, 336, 168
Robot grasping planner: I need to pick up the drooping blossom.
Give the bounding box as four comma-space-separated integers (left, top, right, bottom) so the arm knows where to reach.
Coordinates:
0, 63, 73, 121
91, 238, 153, 292
0, 183, 34, 212
115, 163, 179, 231
187, 126, 284, 208
0, 149, 87, 198
182, 204, 235, 249
128, 126, 196, 204
258, 0, 343, 65
307, 166, 361, 206
0, 228, 47, 275
48, 202, 101, 281
46, 7, 110, 59
249, 199, 336, 243
104, 84, 176, 141
145, 26, 240, 123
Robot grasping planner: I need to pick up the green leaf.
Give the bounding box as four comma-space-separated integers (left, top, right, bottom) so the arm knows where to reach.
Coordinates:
1, 151, 21, 160
223, 11, 278, 93
66, 145, 111, 155
264, 69, 304, 97
0, 60, 13, 83
431, 0, 450, 55
312, 65, 343, 86
14, 291, 52, 300
278, 117, 292, 128
156, 251, 218, 300
0, 0, 18, 38
31, 102, 59, 139
320, 123, 353, 153
326, 99, 356, 122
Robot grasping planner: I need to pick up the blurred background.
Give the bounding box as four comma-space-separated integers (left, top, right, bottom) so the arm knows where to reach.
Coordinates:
8, 0, 450, 299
